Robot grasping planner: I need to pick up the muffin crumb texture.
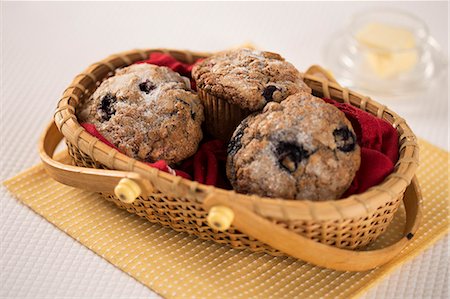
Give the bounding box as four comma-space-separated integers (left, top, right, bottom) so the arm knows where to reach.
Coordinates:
78, 64, 204, 165
192, 48, 311, 111
227, 92, 361, 200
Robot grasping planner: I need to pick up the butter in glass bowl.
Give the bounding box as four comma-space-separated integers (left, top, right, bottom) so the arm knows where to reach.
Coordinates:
356, 22, 418, 78
324, 9, 446, 96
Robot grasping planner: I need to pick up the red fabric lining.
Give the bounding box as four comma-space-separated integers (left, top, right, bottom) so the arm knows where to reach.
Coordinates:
82, 52, 399, 197
322, 98, 398, 196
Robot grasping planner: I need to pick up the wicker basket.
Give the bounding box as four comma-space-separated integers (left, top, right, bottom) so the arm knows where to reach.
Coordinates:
40, 48, 421, 271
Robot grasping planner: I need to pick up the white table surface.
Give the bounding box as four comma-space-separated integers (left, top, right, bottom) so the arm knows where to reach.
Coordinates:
1, 2, 448, 298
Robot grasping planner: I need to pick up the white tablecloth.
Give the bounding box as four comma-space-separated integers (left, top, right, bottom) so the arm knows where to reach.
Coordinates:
1, 2, 448, 298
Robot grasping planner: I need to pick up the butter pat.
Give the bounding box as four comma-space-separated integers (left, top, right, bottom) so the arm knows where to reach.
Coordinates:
356, 23, 418, 78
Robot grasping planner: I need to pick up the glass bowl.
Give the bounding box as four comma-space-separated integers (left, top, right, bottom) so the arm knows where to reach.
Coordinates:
324, 9, 447, 96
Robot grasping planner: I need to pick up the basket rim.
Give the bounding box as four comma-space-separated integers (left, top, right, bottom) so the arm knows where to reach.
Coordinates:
54, 48, 419, 221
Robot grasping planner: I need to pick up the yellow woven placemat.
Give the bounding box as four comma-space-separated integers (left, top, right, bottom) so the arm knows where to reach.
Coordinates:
4, 139, 449, 299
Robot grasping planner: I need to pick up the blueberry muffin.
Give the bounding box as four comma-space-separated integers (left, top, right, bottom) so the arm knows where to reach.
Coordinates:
192, 48, 311, 141
78, 64, 204, 165
226, 92, 361, 200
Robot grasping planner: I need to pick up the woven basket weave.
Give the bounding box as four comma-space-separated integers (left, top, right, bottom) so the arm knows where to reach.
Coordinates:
44, 48, 420, 271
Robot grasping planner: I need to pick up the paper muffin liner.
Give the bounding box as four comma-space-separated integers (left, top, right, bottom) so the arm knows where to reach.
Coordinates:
197, 89, 252, 141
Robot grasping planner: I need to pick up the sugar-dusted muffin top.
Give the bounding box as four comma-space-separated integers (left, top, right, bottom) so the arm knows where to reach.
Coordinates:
192, 48, 311, 111
227, 92, 361, 200
78, 64, 204, 165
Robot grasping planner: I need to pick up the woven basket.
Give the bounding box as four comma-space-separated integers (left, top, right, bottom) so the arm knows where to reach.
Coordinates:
40, 48, 421, 271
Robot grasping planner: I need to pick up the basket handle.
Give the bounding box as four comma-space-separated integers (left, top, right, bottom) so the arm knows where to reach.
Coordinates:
203, 179, 421, 272
39, 121, 154, 202
203, 65, 420, 271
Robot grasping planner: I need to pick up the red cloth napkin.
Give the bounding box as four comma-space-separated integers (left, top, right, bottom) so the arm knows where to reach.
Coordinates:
180, 140, 229, 189
322, 98, 399, 196
82, 52, 399, 196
